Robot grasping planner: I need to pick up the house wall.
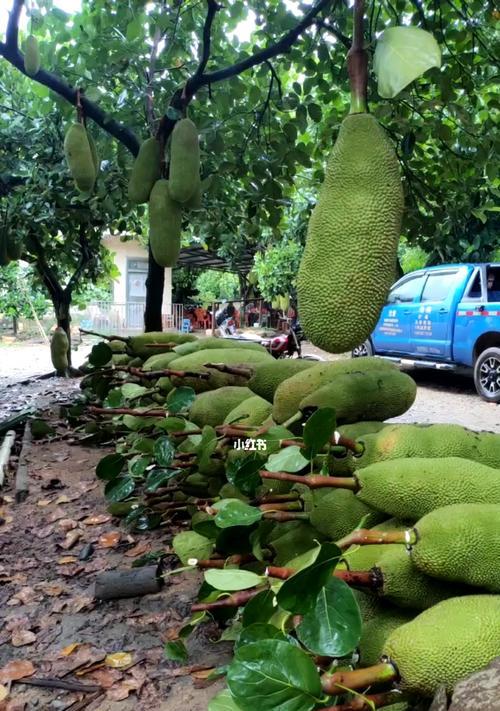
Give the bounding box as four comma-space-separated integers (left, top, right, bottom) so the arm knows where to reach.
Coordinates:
104, 235, 172, 312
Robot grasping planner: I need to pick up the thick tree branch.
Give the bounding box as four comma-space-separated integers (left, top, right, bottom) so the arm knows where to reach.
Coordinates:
6, 0, 22, 51
145, 26, 163, 134
191, 0, 222, 82
315, 19, 351, 48
67, 224, 93, 292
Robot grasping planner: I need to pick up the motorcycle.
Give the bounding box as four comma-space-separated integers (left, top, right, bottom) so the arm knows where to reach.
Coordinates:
218, 317, 323, 361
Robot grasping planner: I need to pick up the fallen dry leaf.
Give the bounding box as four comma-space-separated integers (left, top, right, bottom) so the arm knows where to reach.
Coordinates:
7, 588, 40, 607
0, 684, 7, 702
106, 679, 140, 701
37, 582, 65, 597
54, 494, 71, 504
105, 652, 133, 669
58, 519, 78, 532
84, 667, 122, 689
82, 514, 111, 526
0, 660, 35, 683
60, 643, 80, 657
48, 508, 69, 522
11, 630, 37, 647
124, 542, 150, 558
36, 524, 54, 539
36, 499, 52, 507
59, 530, 82, 550
191, 668, 216, 680
57, 556, 77, 565
98, 531, 121, 549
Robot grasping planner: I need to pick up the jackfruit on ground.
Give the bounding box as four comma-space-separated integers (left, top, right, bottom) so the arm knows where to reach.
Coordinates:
355, 423, 500, 469
173, 337, 266, 357
359, 605, 415, 668
411, 503, 500, 592
354, 456, 500, 520
272, 357, 397, 424
168, 119, 200, 203
24, 35, 40, 76
352, 589, 383, 623
64, 123, 96, 193
224, 395, 272, 427
51, 327, 69, 374
128, 137, 161, 204
142, 352, 179, 371
149, 180, 183, 268
108, 340, 128, 353
111, 354, 132, 366
299, 369, 416, 424
383, 595, 500, 696
246, 359, 314, 402
297, 113, 403, 353
189, 386, 252, 428
155, 376, 173, 394
338, 421, 388, 439
168, 348, 272, 393
128, 332, 195, 359
309, 488, 386, 541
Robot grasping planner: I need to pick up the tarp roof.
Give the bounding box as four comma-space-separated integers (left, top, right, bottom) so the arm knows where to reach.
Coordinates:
177, 246, 254, 273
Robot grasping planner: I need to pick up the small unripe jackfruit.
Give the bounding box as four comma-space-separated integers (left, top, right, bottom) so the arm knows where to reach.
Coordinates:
64, 123, 96, 193
128, 137, 161, 204
51, 327, 69, 374
24, 35, 40, 76
168, 119, 200, 203
149, 179, 183, 267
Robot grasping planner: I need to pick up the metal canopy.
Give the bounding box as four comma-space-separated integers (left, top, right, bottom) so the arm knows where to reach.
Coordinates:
176, 246, 254, 273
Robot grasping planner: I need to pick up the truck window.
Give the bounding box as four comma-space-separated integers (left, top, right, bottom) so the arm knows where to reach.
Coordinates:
487, 267, 500, 302
386, 274, 426, 304
421, 271, 458, 303
465, 271, 482, 299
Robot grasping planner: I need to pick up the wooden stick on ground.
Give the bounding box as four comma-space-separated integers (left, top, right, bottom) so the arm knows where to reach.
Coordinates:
15, 419, 32, 503
0, 430, 15, 487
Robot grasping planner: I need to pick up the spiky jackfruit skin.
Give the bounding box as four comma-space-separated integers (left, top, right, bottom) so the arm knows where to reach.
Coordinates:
342, 518, 403, 571
111, 354, 132, 366
309, 489, 386, 541
149, 180, 183, 268
355, 423, 500, 469
168, 119, 200, 203
356, 457, 500, 520
297, 114, 403, 353
224, 395, 272, 427
108, 340, 127, 353
412, 504, 500, 592
128, 332, 195, 359
64, 123, 96, 193
247, 359, 314, 402
384, 595, 500, 696
353, 590, 383, 623
142, 352, 179, 371
359, 605, 415, 667
299, 370, 416, 424
169, 348, 272, 393
24, 35, 40, 76
173, 337, 266, 357
272, 357, 396, 424
128, 137, 161, 204
50, 327, 69, 373
189, 386, 252, 428
338, 421, 388, 439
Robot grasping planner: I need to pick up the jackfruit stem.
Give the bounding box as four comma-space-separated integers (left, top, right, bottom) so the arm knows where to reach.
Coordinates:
321, 662, 397, 695
347, 0, 368, 114
204, 362, 253, 378
321, 690, 405, 711
336, 527, 416, 551
282, 411, 304, 429
191, 585, 267, 612
260, 470, 359, 490
262, 511, 310, 522
259, 501, 303, 512
266, 565, 379, 589
193, 554, 260, 569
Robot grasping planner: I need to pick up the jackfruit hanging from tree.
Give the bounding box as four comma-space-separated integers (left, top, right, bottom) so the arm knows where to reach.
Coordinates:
64, 123, 96, 193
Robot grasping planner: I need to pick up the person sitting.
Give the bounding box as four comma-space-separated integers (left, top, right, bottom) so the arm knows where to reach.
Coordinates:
487, 270, 500, 302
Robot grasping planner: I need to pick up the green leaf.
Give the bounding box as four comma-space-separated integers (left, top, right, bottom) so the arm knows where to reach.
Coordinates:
121, 383, 148, 400
173, 530, 214, 565
167, 386, 196, 414
128, 455, 151, 477
191, 511, 218, 540
265, 446, 308, 473
145, 468, 181, 492
89, 342, 112, 367
226, 454, 264, 496
213, 499, 263, 529
204, 569, 263, 592
235, 623, 287, 650
374, 26, 442, 98
153, 436, 175, 467
303, 408, 336, 459
227, 640, 321, 711
96, 453, 125, 481
155, 417, 187, 433
307, 103, 322, 122
242, 589, 276, 627
208, 689, 243, 711
276, 543, 341, 614
104, 476, 136, 502
296, 577, 362, 657
164, 639, 188, 662
103, 388, 125, 408
107, 500, 137, 517
132, 512, 162, 531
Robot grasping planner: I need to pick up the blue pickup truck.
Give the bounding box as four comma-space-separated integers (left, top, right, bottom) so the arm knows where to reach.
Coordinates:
352, 263, 500, 402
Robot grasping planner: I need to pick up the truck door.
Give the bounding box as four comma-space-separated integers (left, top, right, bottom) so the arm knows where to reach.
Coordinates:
409, 269, 461, 359
372, 272, 426, 354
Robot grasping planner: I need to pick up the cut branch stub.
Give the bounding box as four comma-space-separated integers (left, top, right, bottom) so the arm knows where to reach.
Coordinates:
259, 470, 359, 491
336, 527, 415, 551
321, 662, 398, 695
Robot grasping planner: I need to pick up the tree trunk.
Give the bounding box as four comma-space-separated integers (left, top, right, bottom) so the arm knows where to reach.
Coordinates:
52, 294, 72, 367
12, 316, 18, 336
144, 243, 164, 332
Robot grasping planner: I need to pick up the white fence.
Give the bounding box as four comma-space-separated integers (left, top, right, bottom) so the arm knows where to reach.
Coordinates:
77, 302, 185, 335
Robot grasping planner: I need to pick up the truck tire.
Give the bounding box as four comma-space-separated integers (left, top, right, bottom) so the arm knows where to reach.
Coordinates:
351, 340, 373, 358
474, 347, 500, 403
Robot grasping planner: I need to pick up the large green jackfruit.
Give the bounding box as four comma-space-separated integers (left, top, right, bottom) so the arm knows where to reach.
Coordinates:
224, 395, 272, 427
24, 35, 40, 76
309, 488, 386, 541
297, 113, 404, 353
355, 423, 500, 469
173, 337, 266, 357
128, 332, 195, 359
128, 137, 161, 204
149, 179, 183, 268
51, 327, 69, 374
359, 605, 415, 667
64, 123, 96, 193
168, 119, 200, 203
168, 348, 272, 393
383, 595, 500, 696
247, 359, 314, 403
189, 386, 252, 428
338, 421, 388, 440
411, 504, 500, 592
272, 357, 396, 423
142, 351, 179, 371
299, 369, 416, 424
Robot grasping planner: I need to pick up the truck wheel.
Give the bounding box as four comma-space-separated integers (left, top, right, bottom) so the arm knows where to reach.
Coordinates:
474, 347, 500, 403
351, 340, 372, 358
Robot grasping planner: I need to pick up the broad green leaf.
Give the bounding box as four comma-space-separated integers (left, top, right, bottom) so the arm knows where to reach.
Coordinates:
265, 446, 308, 473
227, 640, 321, 711
191, 511, 218, 540
208, 689, 243, 711
242, 589, 276, 627
104, 476, 136, 502
155, 417, 186, 433
128, 454, 151, 477
164, 639, 188, 662
296, 577, 362, 656
96, 453, 125, 481
121, 383, 148, 400
226, 453, 264, 496
103, 388, 125, 408
167, 386, 196, 414
153, 436, 175, 467
276, 543, 341, 614
212, 499, 262, 529
132, 512, 162, 531
107, 500, 137, 517
303, 408, 336, 459
204, 569, 263, 592
145, 468, 181, 492
374, 26, 442, 98
173, 530, 214, 565
235, 623, 287, 650
89, 342, 112, 367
